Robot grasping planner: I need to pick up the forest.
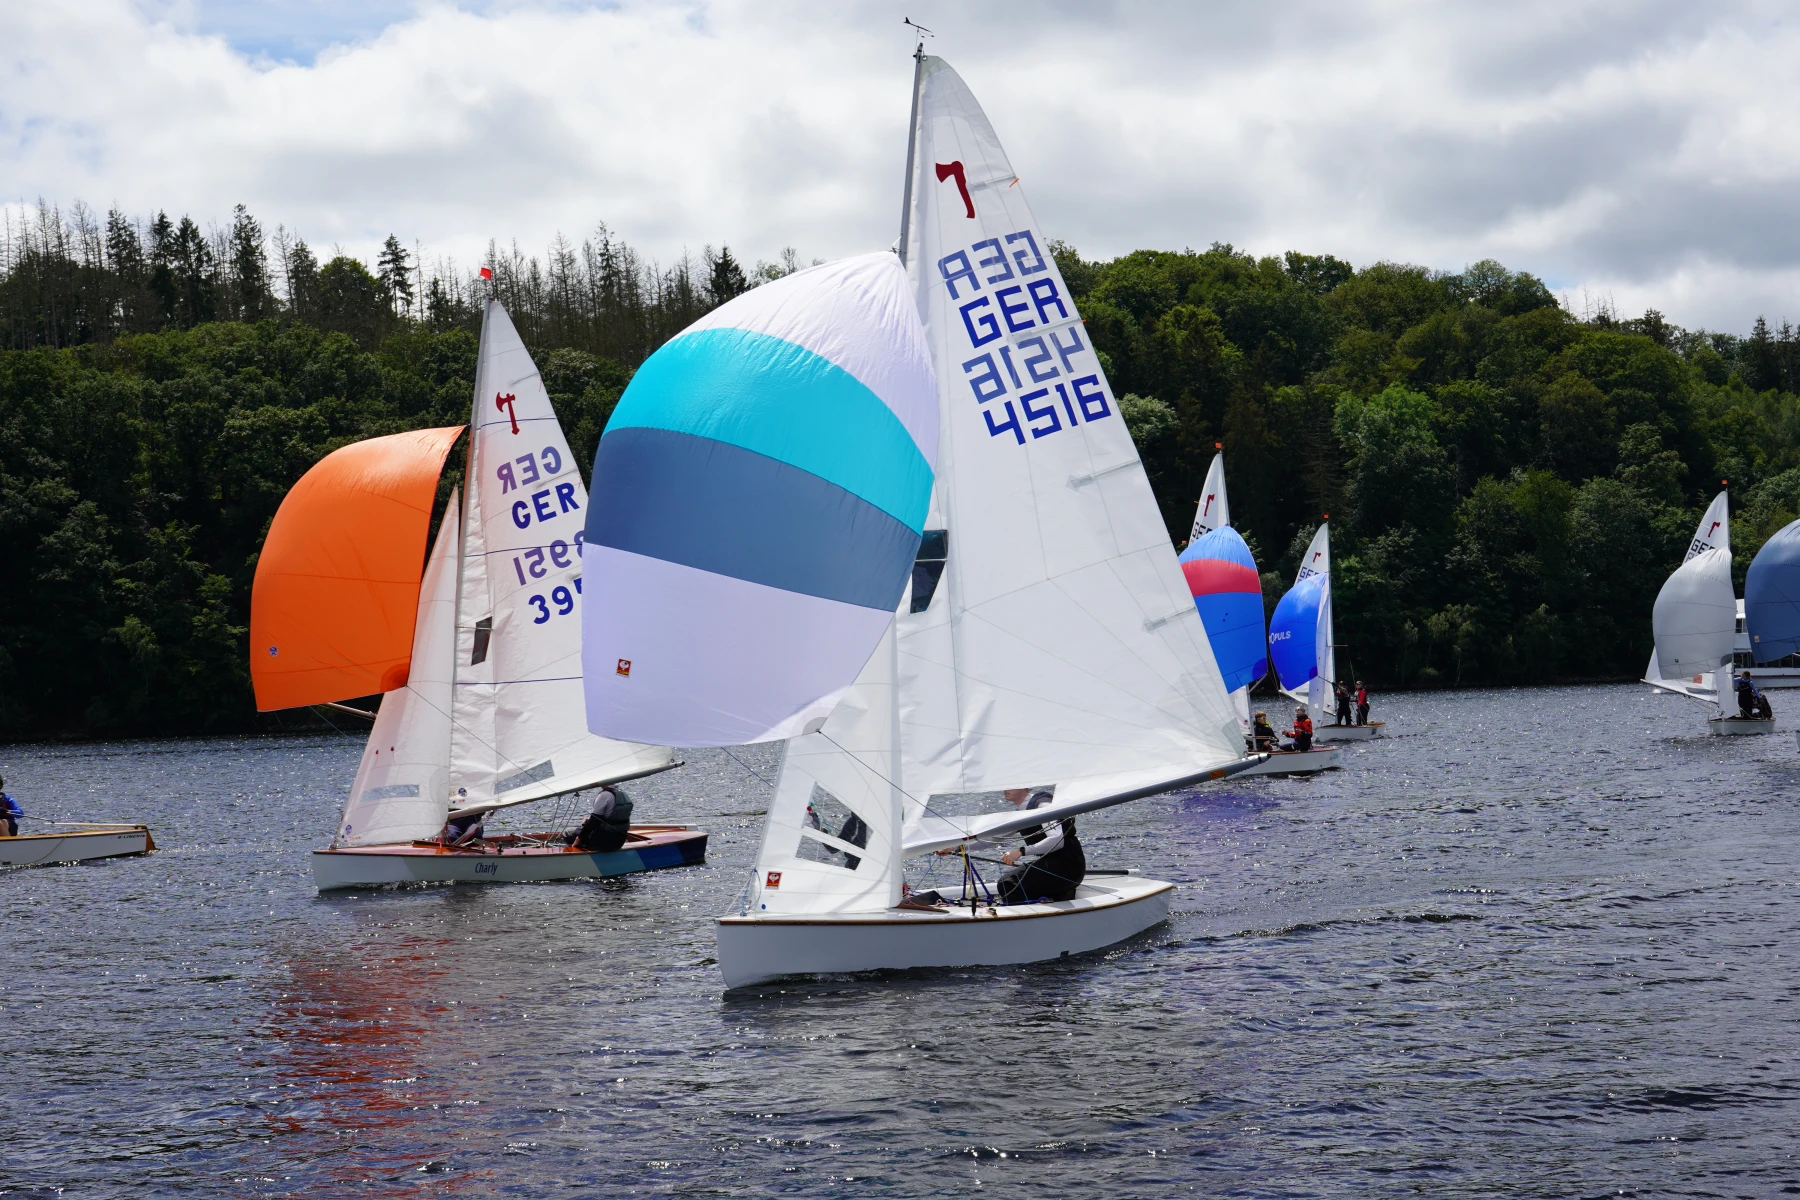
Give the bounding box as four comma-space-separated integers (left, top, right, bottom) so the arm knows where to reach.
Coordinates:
5, 200, 1800, 738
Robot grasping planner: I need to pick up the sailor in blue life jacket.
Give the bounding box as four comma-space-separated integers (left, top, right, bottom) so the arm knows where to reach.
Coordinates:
0, 777, 20, 837
442, 809, 485, 847
568, 785, 635, 853
1735, 671, 1773, 719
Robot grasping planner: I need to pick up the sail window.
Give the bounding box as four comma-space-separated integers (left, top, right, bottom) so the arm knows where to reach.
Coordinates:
496, 760, 554, 793
796, 784, 868, 871
911, 530, 948, 613
470, 616, 493, 666
359, 783, 420, 803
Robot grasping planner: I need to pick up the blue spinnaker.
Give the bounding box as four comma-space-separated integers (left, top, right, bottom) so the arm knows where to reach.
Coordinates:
1268, 576, 1324, 691
1746, 518, 1800, 662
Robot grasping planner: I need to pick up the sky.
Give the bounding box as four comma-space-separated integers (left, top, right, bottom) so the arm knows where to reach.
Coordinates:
5, 0, 1800, 333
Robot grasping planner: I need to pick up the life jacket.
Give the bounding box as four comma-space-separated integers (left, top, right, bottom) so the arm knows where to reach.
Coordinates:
1296, 716, 1313, 735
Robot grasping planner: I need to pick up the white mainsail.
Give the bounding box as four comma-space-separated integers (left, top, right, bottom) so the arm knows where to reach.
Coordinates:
1277, 524, 1333, 711
336, 492, 461, 847
1189, 452, 1230, 543
1645, 491, 1731, 688
450, 299, 672, 815
738, 53, 1242, 918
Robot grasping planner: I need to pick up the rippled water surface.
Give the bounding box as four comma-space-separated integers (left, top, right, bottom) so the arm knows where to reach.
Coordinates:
4, 685, 1800, 1197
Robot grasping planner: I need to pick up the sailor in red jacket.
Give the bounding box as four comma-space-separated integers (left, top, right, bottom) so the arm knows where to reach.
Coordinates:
1286, 706, 1314, 752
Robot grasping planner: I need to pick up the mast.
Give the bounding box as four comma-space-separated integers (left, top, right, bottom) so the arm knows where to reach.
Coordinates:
897, 41, 925, 264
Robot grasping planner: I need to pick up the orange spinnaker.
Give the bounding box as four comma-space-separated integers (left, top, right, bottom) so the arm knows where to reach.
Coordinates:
251, 427, 465, 711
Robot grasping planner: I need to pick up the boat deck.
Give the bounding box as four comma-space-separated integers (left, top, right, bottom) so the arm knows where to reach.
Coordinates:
322, 824, 700, 858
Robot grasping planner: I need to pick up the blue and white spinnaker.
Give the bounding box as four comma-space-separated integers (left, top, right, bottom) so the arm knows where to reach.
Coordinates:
582, 252, 938, 747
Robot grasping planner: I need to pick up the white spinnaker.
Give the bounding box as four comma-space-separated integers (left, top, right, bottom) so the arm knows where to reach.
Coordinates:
897, 54, 1240, 824
1652, 546, 1736, 683
1647, 491, 1732, 684
1189, 452, 1230, 543
339, 494, 460, 847
451, 299, 671, 811
744, 620, 905, 917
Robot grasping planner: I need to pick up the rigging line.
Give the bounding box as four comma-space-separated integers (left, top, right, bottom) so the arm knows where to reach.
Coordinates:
718, 745, 777, 791
813, 730, 966, 831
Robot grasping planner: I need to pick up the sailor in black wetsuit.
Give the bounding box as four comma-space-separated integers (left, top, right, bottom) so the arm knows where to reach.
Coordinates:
995, 788, 1085, 905
569, 785, 634, 853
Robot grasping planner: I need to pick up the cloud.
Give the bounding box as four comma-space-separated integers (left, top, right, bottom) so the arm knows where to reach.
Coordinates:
5, 0, 1800, 330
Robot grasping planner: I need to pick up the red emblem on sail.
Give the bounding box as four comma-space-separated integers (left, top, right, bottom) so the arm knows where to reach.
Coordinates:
766, 871, 782, 888
496, 392, 519, 435
616, 658, 631, 677
936, 161, 975, 219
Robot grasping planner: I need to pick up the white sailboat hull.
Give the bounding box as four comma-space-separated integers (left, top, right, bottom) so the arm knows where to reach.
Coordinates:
1707, 716, 1775, 736
312, 826, 707, 889
715, 874, 1173, 990
1235, 747, 1343, 775
0, 825, 153, 869
1312, 721, 1384, 742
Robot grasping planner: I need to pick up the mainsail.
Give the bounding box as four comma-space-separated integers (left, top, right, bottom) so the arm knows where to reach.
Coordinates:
1651, 547, 1736, 684
1646, 491, 1731, 686
740, 53, 1243, 918
1189, 452, 1230, 543
451, 299, 673, 814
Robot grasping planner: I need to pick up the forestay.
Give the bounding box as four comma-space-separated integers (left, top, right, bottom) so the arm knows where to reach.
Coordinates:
451, 299, 672, 814
337, 492, 461, 846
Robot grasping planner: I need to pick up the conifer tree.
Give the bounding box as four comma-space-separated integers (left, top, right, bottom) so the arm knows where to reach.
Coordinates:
377, 234, 413, 315
228, 204, 271, 322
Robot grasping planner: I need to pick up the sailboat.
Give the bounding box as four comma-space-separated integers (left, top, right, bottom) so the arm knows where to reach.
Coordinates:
0, 821, 154, 869
711, 50, 1259, 989
1642, 491, 1765, 734
252, 299, 705, 889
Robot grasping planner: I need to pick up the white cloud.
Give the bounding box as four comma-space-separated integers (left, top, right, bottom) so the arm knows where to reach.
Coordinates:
4, 0, 1800, 330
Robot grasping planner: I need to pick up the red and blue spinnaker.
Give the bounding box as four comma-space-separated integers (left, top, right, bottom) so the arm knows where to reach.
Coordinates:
1178, 527, 1267, 693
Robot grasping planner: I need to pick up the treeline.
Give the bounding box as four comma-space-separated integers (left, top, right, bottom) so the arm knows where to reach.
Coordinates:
4, 200, 1800, 737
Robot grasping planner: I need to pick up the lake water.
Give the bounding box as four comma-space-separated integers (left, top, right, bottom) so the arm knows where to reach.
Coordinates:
3, 684, 1798, 1197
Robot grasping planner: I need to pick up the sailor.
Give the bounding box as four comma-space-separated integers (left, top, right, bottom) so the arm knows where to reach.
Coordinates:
1250, 711, 1278, 753
995, 787, 1085, 905
569, 785, 634, 853
1736, 671, 1761, 718
1286, 705, 1314, 752
442, 809, 485, 847
0, 777, 19, 837
1334, 681, 1353, 726
1355, 681, 1370, 726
